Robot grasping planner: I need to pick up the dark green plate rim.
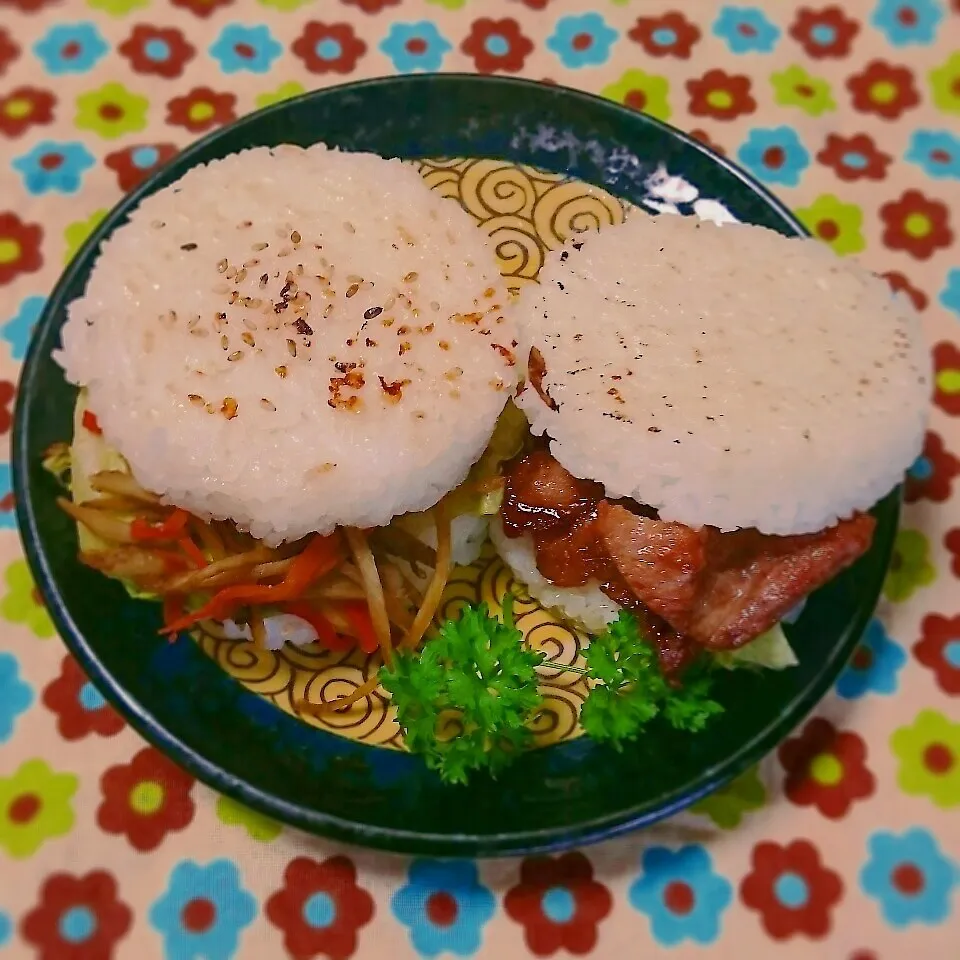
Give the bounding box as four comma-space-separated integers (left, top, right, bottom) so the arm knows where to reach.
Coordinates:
13, 74, 898, 857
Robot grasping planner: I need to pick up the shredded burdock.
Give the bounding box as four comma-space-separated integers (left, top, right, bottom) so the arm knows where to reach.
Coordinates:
344, 526, 394, 667
51, 457, 460, 716
299, 507, 452, 717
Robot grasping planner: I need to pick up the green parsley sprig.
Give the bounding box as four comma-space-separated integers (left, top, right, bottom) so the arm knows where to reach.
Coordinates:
379, 596, 544, 785
380, 599, 724, 784
580, 612, 724, 750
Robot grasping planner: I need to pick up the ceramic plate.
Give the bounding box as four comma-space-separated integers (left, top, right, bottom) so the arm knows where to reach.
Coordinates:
13, 75, 898, 857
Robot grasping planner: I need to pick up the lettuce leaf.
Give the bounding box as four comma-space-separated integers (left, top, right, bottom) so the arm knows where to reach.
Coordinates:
714, 623, 798, 671
444, 400, 527, 518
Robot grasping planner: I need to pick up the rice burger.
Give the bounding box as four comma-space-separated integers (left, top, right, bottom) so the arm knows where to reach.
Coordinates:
52, 144, 521, 663
493, 211, 929, 671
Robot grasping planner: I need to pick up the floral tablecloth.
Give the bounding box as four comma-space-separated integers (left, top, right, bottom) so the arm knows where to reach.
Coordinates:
1, 0, 959, 957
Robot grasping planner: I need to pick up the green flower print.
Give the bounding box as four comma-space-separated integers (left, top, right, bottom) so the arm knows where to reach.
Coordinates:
795, 194, 865, 256
0, 760, 78, 858
691, 766, 766, 828
87, 0, 150, 14
602, 69, 671, 123
216, 795, 282, 842
75, 83, 148, 140
257, 0, 314, 10
1, 560, 54, 639
255, 82, 305, 110
884, 529, 936, 603
929, 52, 960, 114
771, 66, 835, 117
427, 0, 468, 9
891, 710, 960, 808
64, 209, 107, 265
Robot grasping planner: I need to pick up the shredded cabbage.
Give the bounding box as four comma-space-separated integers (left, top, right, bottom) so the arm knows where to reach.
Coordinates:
714, 623, 798, 671
445, 400, 527, 518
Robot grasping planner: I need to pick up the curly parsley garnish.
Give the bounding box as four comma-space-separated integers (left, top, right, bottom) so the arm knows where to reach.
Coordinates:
580, 612, 724, 749
379, 596, 544, 785
380, 600, 724, 784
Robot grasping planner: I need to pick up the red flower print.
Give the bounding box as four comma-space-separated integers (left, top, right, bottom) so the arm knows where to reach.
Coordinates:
266, 855, 375, 960
933, 341, 960, 416
628, 12, 701, 59
511, 0, 553, 8
0, 29, 19, 77
462, 18, 534, 74
686, 69, 756, 121
42, 655, 124, 741
291, 22, 366, 75
882, 270, 928, 312
880, 190, 952, 260
0, 212, 43, 286
914, 613, 960, 695
105, 142, 178, 192
22, 870, 132, 960
504, 852, 613, 955
817, 133, 890, 181
689, 128, 727, 156
165, 86, 236, 134
789, 6, 860, 58
847, 61, 919, 120
740, 839, 843, 940
0, 86, 55, 138
946, 527, 960, 577
779, 718, 875, 819
97, 746, 195, 851
170, 0, 234, 16
340, 0, 401, 12
905, 431, 959, 503
3, 0, 60, 9
0, 380, 13, 435
119, 25, 195, 79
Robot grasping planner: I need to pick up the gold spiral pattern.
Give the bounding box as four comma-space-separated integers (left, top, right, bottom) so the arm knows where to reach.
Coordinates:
193, 158, 621, 751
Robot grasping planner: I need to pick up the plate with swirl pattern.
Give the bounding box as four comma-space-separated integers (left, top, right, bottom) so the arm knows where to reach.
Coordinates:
14, 76, 898, 856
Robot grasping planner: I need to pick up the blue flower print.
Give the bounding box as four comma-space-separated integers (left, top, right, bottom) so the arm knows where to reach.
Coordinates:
0, 464, 15, 531
33, 23, 108, 75
380, 22, 452, 73
737, 127, 810, 187
906, 130, 960, 180
940, 269, 960, 318
546, 14, 619, 69
391, 860, 496, 958
2, 295, 44, 363
0, 909, 10, 947
835, 618, 907, 699
0, 653, 33, 743
629, 845, 732, 946
12, 142, 95, 196
209, 25, 282, 75
713, 6, 781, 54
149, 860, 257, 960
860, 828, 959, 927
871, 0, 943, 46
908, 450, 932, 482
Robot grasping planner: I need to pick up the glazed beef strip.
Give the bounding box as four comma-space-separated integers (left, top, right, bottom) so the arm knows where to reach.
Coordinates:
501, 449, 876, 667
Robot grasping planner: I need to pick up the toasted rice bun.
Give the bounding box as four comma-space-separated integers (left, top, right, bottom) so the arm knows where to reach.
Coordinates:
513, 212, 930, 535
56, 145, 519, 545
